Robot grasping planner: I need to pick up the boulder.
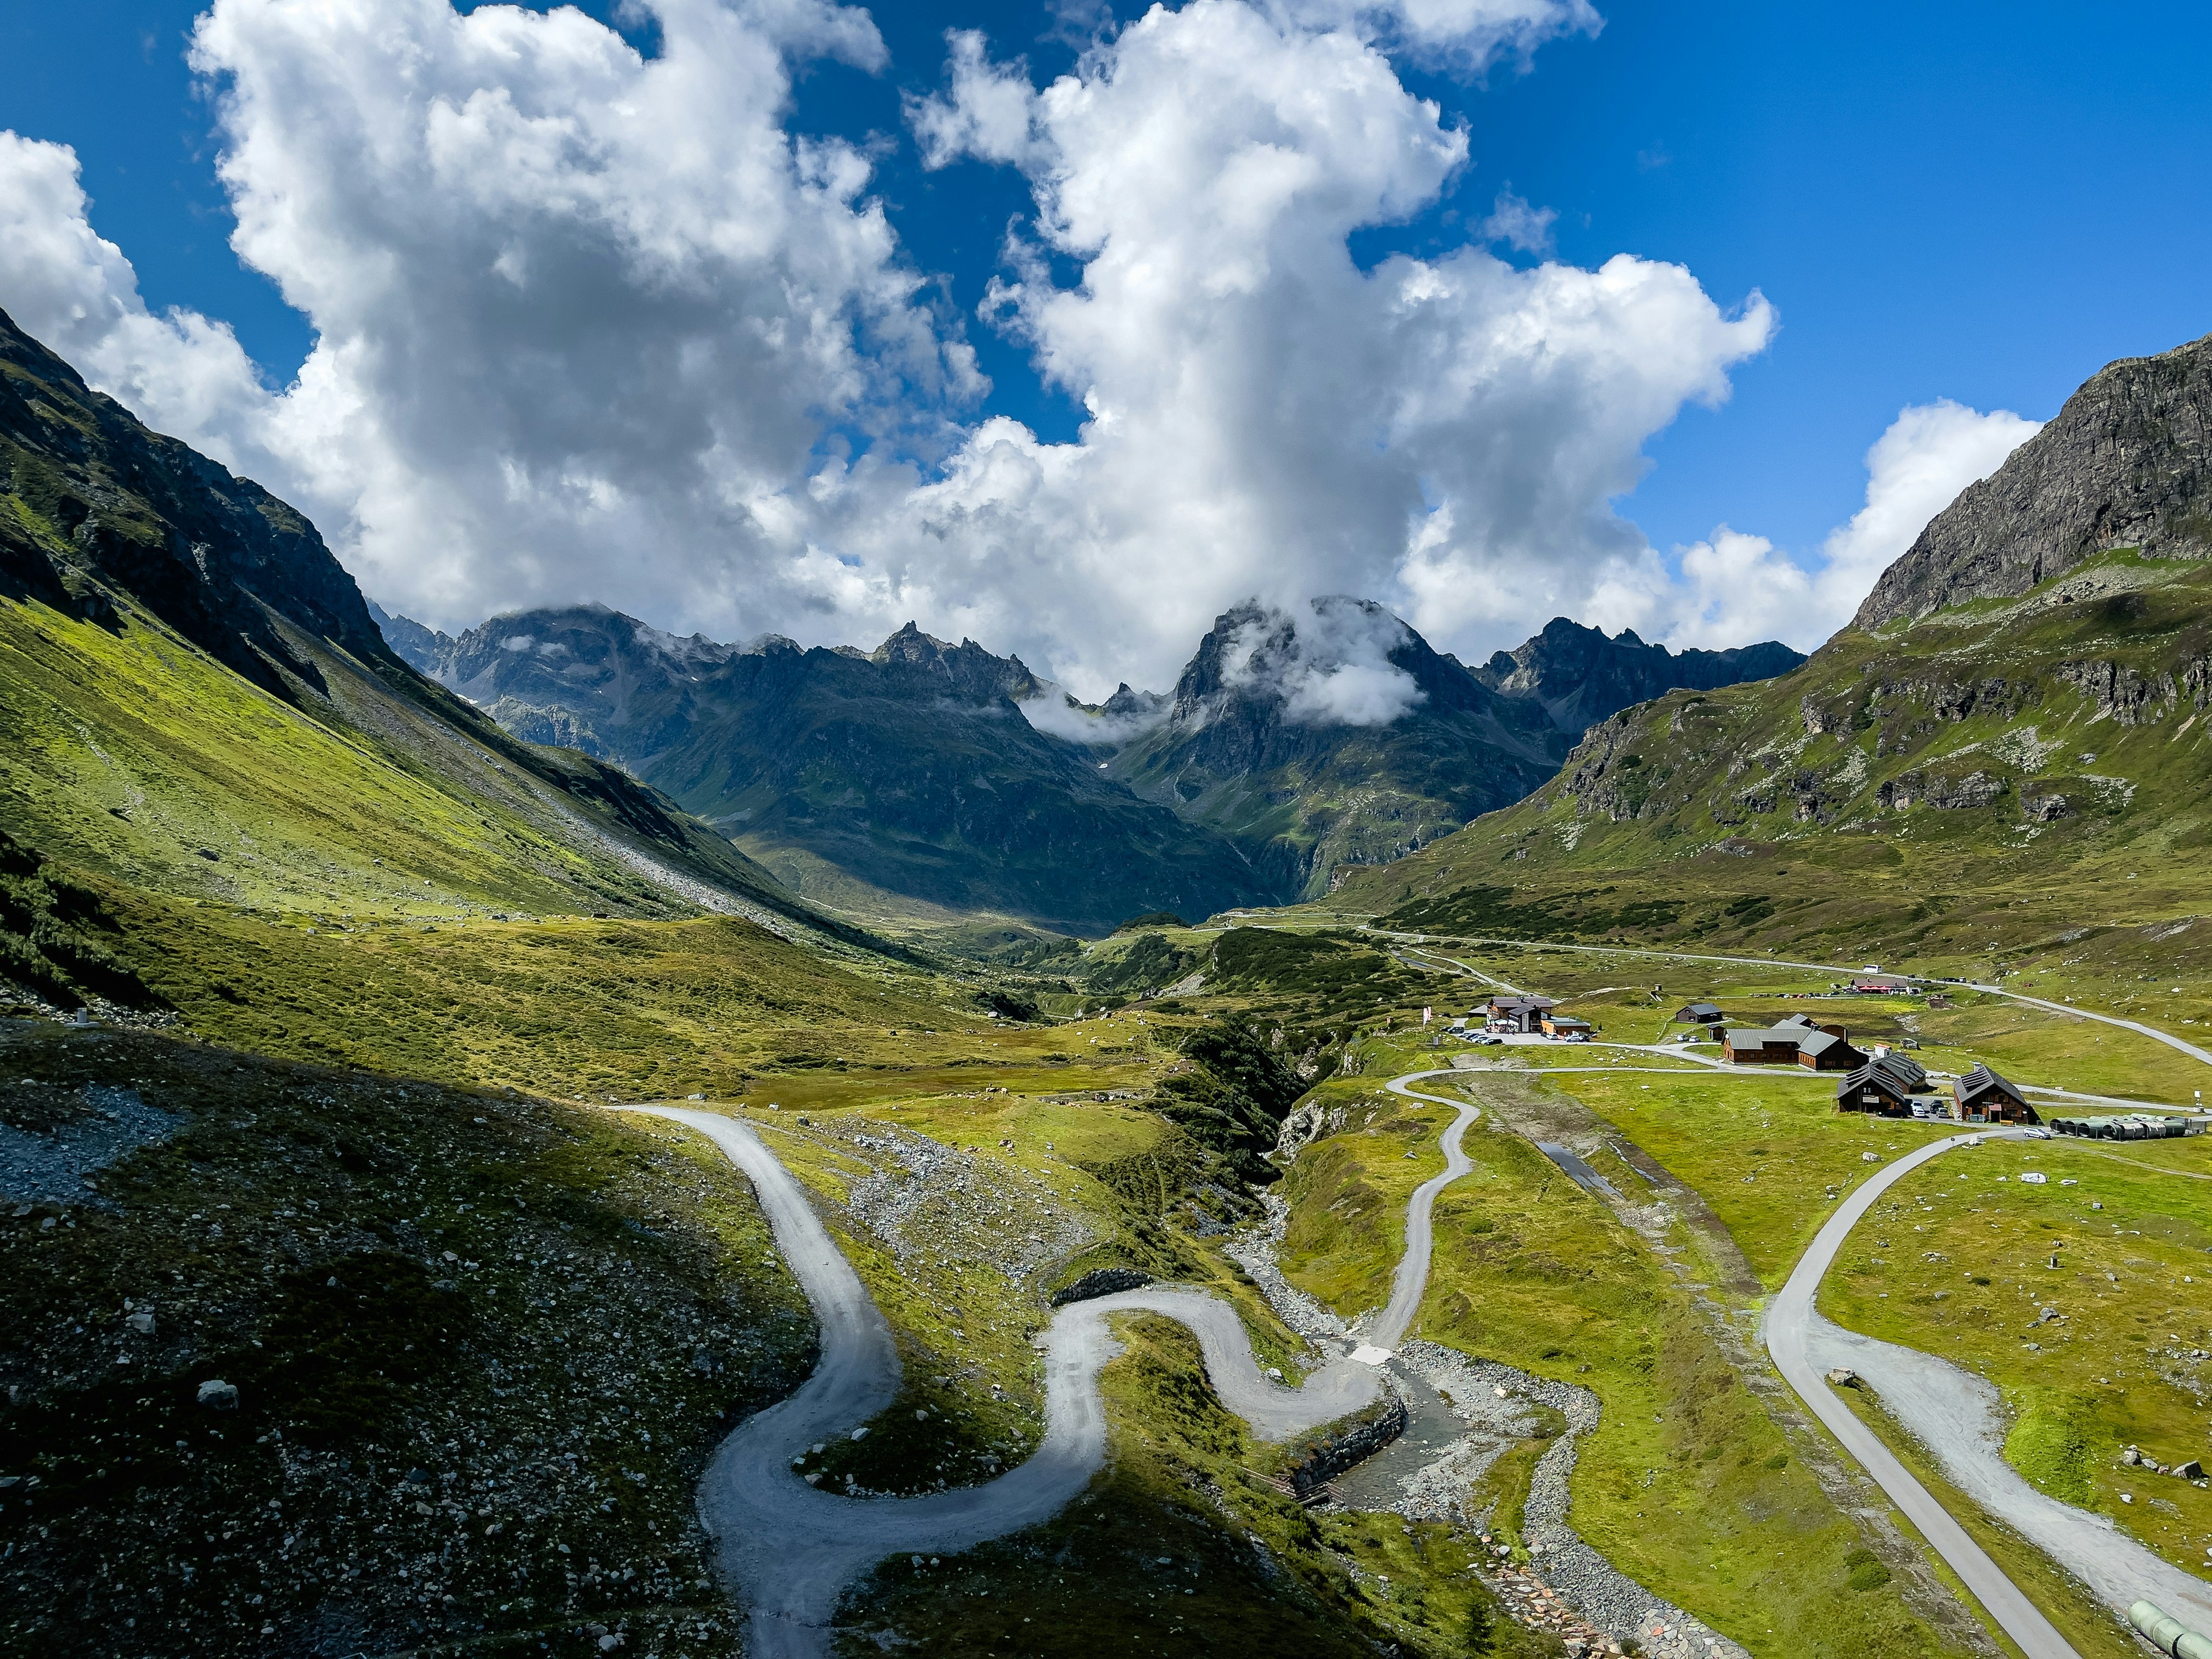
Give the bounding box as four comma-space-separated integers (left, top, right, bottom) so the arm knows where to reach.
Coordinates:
196, 1378, 238, 1410
1826, 1367, 1859, 1388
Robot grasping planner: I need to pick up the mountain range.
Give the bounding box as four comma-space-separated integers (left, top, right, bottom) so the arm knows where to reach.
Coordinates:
376, 597, 1802, 933
1329, 331, 2212, 981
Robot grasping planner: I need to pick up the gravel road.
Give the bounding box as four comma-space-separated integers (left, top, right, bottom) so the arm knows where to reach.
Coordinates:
1769, 1127, 2212, 1658
1766, 1128, 2081, 1659
631, 1091, 1475, 1658
1372, 927, 2212, 1075
1372, 1070, 1482, 1348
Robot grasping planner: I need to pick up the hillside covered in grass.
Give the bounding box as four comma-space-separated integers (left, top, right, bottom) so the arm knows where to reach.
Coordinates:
1319, 550, 2212, 1003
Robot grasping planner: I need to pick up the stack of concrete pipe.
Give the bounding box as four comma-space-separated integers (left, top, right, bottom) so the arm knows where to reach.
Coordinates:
2131, 1601, 2212, 1659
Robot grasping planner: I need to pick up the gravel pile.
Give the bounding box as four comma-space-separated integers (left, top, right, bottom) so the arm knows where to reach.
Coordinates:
0, 1082, 184, 1206
809, 1120, 1101, 1287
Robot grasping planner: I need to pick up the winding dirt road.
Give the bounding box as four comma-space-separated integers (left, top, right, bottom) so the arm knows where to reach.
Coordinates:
632, 1074, 1478, 1656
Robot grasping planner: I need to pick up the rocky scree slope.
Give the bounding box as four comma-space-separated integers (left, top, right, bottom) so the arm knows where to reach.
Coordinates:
0, 307, 828, 938
0, 1016, 812, 1659
1856, 331, 2212, 629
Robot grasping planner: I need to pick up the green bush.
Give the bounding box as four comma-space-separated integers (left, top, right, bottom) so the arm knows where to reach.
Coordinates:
2002, 1391, 2095, 1503
1843, 1548, 1892, 1591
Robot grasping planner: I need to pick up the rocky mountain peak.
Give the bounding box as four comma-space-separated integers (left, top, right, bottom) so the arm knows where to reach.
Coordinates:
1473, 616, 1804, 736
871, 620, 957, 663
1854, 331, 2212, 630
870, 620, 1042, 703
0, 303, 391, 698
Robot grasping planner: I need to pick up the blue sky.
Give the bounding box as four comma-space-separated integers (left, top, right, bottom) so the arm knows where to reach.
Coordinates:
3, 0, 2207, 689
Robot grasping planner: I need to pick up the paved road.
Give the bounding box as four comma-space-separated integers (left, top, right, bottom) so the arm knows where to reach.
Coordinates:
630, 1081, 1473, 1656
1770, 1130, 2212, 1652
1765, 1128, 2083, 1659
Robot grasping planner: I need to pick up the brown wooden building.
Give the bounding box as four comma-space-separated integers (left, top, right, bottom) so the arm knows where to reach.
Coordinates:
1836, 1054, 1929, 1116
1953, 1063, 2038, 1124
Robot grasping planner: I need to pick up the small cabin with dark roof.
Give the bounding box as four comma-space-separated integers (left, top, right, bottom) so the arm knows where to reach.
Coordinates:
1541, 1012, 1594, 1039
1795, 1029, 1868, 1071
1836, 1054, 1929, 1116
1723, 1027, 1801, 1064
1674, 1001, 1725, 1025
1953, 1063, 2037, 1125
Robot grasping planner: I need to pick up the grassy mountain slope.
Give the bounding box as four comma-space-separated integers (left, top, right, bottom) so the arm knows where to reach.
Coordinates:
1324, 551, 2212, 991
0, 304, 833, 943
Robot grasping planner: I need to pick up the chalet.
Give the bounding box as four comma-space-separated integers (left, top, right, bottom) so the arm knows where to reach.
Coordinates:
1674, 1001, 1726, 1025
1953, 1063, 2038, 1125
1836, 1054, 1929, 1116
1850, 975, 1913, 995
1776, 1012, 1849, 1038
1541, 1013, 1595, 1039
1722, 1027, 1802, 1064
1483, 996, 1556, 1034
1795, 1029, 1868, 1071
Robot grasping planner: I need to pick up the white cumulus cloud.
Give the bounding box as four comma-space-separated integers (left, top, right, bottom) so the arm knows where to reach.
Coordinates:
856, 0, 1774, 692
2, 0, 1797, 701
1650, 399, 2043, 650
1220, 597, 1426, 726
0, 131, 274, 472
1477, 185, 1556, 253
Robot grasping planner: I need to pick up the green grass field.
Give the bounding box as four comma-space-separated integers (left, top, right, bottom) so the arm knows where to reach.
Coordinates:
1268, 1064, 1972, 1659
1531, 1068, 1956, 1288
1816, 1132, 2212, 1578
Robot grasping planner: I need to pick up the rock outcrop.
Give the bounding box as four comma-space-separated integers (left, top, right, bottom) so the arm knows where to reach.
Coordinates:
1475, 617, 1804, 737
1855, 332, 2212, 628
0, 305, 391, 699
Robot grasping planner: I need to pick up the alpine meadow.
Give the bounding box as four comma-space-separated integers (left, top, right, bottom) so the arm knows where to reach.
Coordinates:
4, 5, 2211, 1659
